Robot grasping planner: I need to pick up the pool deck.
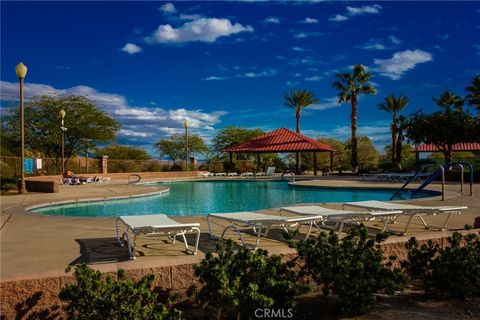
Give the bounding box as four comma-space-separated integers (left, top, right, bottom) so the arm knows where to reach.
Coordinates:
1, 176, 479, 281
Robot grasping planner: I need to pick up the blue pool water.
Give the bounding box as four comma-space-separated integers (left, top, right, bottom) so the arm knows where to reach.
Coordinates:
32, 180, 439, 217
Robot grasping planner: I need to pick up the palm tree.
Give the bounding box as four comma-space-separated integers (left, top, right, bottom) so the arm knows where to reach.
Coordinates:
283, 89, 319, 173
283, 89, 319, 133
377, 94, 409, 170
333, 64, 376, 173
465, 75, 480, 111
433, 91, 464, 112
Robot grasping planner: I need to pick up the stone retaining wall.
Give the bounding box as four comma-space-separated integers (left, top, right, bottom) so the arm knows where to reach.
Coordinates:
1, 229, 478, 319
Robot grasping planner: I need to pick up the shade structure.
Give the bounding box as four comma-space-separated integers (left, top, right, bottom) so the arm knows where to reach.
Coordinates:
413, 143, 480, 153
224, 128, 336, 175
224, 128, 336, 153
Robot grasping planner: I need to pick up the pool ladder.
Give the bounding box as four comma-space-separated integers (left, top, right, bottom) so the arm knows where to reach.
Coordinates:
390, 162, 473, 201
128, 174, 141, 185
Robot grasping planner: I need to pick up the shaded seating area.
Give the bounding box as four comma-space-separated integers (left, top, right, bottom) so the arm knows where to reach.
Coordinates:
224, 128, 335, 176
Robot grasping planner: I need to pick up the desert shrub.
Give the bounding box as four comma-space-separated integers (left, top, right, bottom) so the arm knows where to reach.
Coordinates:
170, 164, 183, 171
161, 164, 172, 172
198, 164, 209, 171
59, 264, 181, 320
194, 240, 308, 320
144, 161, 162, 172
294, 226, 405, 316
1, 182, 18, 192
403, 232, 480, 298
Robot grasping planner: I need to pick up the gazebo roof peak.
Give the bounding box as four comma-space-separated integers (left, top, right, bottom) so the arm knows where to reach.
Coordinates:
224, 127, 336, 153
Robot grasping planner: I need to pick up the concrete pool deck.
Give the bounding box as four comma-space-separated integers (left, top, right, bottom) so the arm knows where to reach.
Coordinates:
1, 176, 479, 281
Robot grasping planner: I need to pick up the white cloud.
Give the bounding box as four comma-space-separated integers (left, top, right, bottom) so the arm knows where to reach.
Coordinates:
329, 14, 349, 22
359, 36, 401, 50
121, 43, 142, 54
309, 97, 340, 110
389, 35, 401, 45
360, 40, 386, 50
202, 76, 227, 81
240, 69, 277, 78
0, 81, 226, 145
159, 2, 176, 14
374, 49, 433, 80
302, 17, 318, 24
180, 14, 203, 20
265, 16, 280, 24
304, 75, 322, 81
346, 4, 382, 16
145, 18, 253, 44
293, 31, 323, 38
292, 46, 306, 52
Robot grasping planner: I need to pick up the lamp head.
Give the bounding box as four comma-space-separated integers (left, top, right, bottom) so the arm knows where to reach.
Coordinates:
59, 109, 66, 119
15, 62, 28, 79
184, 120, 189, 129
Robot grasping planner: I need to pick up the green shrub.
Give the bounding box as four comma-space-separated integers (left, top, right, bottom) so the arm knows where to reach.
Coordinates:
194, 240, 308, 319
294, 226, 405, 316
170, 164, 183, 171
59, 264, 181, 320
403, 232, 480, 298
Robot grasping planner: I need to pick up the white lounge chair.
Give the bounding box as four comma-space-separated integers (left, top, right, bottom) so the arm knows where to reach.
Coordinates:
207, 212, 322, 249
116, 214, 201, 259
214, 172, 226, 177
343, 200, 467, 235
280, 205, 400, 233
227, 172, 238, 177
198, 171, 214, 177
242, 172, 254, 177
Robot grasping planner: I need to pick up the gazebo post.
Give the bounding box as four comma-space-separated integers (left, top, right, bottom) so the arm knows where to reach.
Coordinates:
257, 153, 261, 171
415, 152, 419, 165
329, 151, 334, 173
313, 152, 317, 176
229, 152, 233, 172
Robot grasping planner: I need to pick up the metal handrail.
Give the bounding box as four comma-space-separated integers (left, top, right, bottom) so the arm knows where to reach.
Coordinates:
451, 162, 473, 196
128, 174, 141, 185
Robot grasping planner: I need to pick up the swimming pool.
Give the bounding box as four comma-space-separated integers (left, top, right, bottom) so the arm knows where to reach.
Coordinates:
31, 180, 439, 217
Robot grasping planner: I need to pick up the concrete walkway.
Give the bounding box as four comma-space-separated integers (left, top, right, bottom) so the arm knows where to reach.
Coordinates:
1, 177, 478, 281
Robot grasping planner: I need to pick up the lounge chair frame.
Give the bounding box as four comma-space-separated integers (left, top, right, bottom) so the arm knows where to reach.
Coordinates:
342, 200, 467, 235
116, 215, 201, 259
280, 206, 400, 233
207, 212, 320, 249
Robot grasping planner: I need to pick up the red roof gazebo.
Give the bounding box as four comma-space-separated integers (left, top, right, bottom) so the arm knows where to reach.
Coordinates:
413, 143, 480, 162
224, 128, 336, 175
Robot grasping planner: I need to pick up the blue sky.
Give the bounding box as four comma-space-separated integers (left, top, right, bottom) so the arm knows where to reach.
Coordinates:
1, 1, 479, 155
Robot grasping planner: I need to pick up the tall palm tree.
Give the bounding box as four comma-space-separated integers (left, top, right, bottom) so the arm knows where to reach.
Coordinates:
377, 94, 409, 170
433, 91, 464, 112
283, 89, 319, 133
465, 75, 480, 111
333, 64, 376, 173
283, 89, 319, 173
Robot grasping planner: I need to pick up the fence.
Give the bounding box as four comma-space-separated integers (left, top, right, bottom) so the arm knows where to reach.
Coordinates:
0, 156, 193, 178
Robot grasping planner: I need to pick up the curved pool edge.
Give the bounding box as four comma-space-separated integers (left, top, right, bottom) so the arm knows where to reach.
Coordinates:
25, 188, 170, 213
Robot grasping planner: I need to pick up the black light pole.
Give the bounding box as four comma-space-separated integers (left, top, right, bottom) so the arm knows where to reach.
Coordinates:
59, 109, 67, 174
15, 62, 28, 194
184, 120, 189, 172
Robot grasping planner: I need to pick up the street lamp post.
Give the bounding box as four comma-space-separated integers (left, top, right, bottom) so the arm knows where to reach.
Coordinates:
15, 62, 28, 194
59, 109, 67, 174
184, 120, 189, 172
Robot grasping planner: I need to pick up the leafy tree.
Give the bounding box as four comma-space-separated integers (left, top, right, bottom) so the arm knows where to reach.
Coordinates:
2, 95, 120, 169
465, 74, 480, 111
377, 94, 409, 170
384, 143, 415, 165
344, 136, 379, 171
317, 138, 349, 172
154, 133, 207, 165
333, 64, 376, 173
406, 91, 478, 163
95, 144, 150, 160
209, 126, 264, 160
